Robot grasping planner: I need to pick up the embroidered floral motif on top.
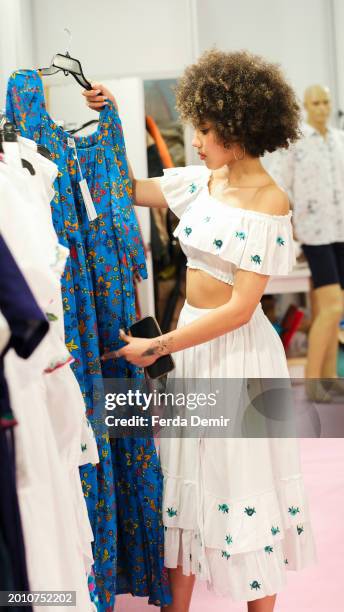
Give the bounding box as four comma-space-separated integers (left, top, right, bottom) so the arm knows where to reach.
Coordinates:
297, 525, 304, 535
204, 216, 211, 223
276, 236, 285, 246
251, 254, 262, 265
235, 231, 246, 240
184, 227, 192, 237
264, 546, 273, 554
271, 526, 280, 536
218, 503, 230, 514
189, 183, 197, 193
225, 534, 233, 545
213, 239, 223, 249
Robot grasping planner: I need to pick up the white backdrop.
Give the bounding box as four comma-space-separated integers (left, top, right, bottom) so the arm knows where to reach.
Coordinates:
196, 0, 337, 104
31, 0, 195, 80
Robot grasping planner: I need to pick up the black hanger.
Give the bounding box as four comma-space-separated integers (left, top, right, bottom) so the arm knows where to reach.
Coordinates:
37, 144, 53, 161
0, 121, 36, 175
0, 116, 52, 165
68, 119, 99, 135
21, 159, 36, 175
39, 52, 92, 90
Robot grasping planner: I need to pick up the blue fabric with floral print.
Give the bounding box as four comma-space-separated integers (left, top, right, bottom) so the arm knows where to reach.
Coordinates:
6, 70, 171, 611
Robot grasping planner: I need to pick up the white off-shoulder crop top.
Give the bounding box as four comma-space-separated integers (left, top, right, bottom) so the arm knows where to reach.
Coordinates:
159, 166, 295, 285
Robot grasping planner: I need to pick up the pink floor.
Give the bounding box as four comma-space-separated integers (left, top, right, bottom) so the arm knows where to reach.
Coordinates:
116, 439, 343, 611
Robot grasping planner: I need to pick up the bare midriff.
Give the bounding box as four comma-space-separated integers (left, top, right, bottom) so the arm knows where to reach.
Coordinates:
186, 268, 233, 308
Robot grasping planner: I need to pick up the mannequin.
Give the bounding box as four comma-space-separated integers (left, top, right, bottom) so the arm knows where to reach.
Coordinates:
303, 86, 343, 399
270, 84, 344, 402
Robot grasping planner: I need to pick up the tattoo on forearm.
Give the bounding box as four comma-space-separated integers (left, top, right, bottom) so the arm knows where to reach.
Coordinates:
141, 347, 156, 356
141, 335, 173, 357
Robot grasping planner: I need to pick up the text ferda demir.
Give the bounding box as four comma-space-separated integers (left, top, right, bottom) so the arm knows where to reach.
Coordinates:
105, 390, 218, 411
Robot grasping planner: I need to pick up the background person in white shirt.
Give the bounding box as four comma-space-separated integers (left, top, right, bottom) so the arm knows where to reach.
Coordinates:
270, 85, 344, 402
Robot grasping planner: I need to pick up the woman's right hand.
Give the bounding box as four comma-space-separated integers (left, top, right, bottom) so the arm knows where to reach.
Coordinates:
82, 82, 118, 111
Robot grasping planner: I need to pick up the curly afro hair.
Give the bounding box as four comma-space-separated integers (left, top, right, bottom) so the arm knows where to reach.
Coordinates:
176, 49, 301, 157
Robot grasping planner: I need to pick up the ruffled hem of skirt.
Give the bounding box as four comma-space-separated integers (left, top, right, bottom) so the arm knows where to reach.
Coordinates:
162, 472, 317, 600
164, 523, 317, 601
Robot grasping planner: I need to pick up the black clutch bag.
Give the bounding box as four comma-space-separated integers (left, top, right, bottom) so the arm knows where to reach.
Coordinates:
129, 316, 175, 379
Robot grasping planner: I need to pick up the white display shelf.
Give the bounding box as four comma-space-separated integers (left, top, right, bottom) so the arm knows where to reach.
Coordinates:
265, 266, 311, 295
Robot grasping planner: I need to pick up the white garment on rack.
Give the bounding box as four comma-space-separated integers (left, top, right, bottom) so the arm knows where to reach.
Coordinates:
18, 138, 99, 466
0, 144, 97, 610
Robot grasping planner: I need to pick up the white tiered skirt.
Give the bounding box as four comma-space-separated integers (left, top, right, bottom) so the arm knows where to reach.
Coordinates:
159, 301, 317, 602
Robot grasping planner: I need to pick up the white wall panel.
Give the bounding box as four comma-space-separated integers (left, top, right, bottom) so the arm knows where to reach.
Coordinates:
196, 0, 334, 104
31, 0, 193, 80
0, 0, 34, 107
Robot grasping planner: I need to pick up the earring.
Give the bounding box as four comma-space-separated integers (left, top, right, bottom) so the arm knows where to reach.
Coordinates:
234, 145, 245, 161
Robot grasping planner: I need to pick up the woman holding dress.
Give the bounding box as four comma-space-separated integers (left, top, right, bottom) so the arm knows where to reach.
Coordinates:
84, 50, 316, 612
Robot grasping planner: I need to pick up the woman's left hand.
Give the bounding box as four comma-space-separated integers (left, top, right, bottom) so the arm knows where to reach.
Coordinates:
101, 329, 159, 367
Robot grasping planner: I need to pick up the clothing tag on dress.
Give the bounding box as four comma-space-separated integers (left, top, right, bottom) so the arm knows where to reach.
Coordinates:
79, 179, 98, 222
68, 137, 97, 221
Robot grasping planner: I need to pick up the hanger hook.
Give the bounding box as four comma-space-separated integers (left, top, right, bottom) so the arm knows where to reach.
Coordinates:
63, 27, 72, 55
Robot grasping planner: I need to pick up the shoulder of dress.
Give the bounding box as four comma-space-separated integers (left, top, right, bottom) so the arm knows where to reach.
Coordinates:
160, 166, 210, 219
9, 69, 39, 82
174, 200, 295, 276
162, 165, 210, 184
7, 70, 43, 99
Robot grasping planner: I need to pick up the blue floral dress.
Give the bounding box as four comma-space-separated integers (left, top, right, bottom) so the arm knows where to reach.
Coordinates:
6, 70, 171, 611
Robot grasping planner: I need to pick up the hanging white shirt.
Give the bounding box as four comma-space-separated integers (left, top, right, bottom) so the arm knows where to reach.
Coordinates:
0, 147, 97, 610
268, 123, 344, 245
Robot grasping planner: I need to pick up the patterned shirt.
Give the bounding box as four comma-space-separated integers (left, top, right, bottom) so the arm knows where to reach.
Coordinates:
268, 123, 344, 245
